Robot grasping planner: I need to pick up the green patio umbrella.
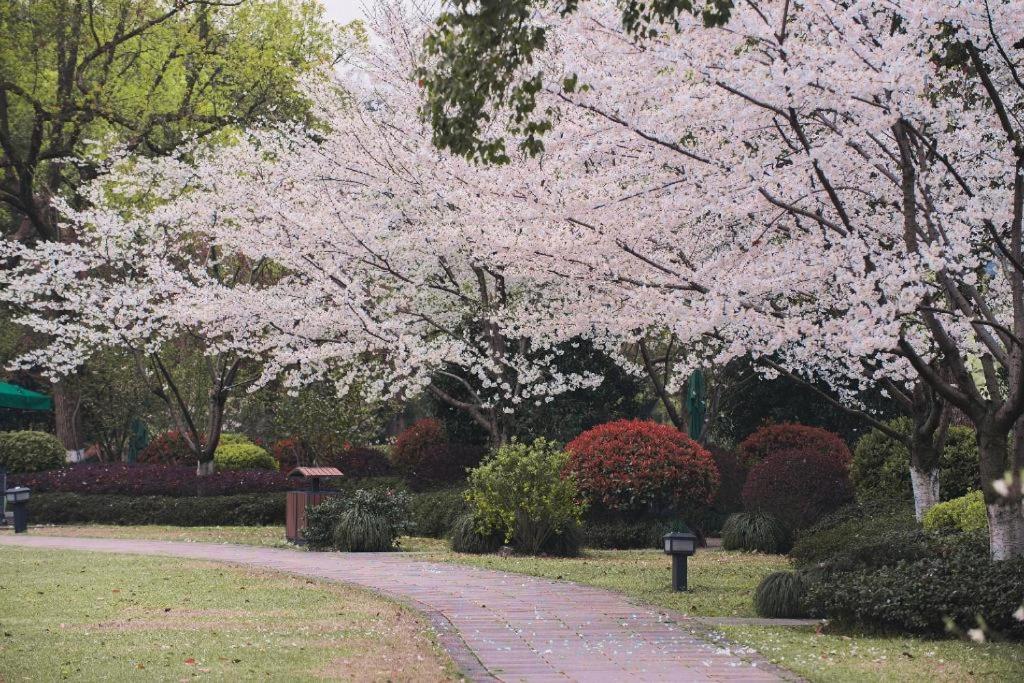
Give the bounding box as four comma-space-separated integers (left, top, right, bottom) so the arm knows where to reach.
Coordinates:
0, 381, 54, 411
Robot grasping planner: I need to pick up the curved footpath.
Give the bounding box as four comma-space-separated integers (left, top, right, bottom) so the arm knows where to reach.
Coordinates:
1, 535, 798, 682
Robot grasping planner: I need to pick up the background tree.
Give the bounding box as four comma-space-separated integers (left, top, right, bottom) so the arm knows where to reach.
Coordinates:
0, 0, 334, 456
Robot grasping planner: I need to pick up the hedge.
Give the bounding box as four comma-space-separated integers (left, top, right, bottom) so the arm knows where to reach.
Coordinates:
0, 430, 65, 473
27, 492, 285, 526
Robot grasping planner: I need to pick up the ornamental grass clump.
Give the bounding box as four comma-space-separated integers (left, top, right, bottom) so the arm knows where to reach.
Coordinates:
304, 489, 413, 551
448, 511, 502, 554
465, 438, 586, 556
721, 512, 791, 553
753, 571, 808, 618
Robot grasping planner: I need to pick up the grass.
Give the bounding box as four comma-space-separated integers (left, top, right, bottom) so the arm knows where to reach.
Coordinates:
21, 523, 291, 547
716, 626, 1024, 683
413, 543, 788, 618
0, 546, 457, 682
14, 526, 1024, 681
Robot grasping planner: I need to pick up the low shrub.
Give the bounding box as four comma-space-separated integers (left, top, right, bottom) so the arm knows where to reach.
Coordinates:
582, 519, 663, 549
218, 432, 252, 446
27, 492, 285, 526
754, 571, 808, 618
332, 509, 395, 552
806, 548, 1024, 638
742, 449, 854, 530
0, 430, 64, 473
721, 512, 791, 553
923, 491, 987, 534
790, 500, 928, 571
851, 419, 980, 501
707, 446, 746, 512
303, 498, 347, 549
137, 430, 195, 466
449, 512, 503, 554
537, 523, 582, 557
738, 423, 851, 468
9, 462, 299, 497
466, 438, 586, 556
214, 443, 277, 471
390, 418, 446, 481
326, 446, 393, 479
409, 487, 467, 537
565, 419, 719, 514
304, 488, 413, 551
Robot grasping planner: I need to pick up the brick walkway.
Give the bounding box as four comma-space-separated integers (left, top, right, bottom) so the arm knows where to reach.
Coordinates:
0, 535, 797, 682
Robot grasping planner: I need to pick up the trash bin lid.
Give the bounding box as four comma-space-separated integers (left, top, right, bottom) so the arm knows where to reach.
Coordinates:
286, 467, 343, 478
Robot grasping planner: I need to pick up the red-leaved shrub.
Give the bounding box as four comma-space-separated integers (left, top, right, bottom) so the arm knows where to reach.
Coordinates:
137, 430, 196, 466
707, 446, 746, 512
9, 463, 302, 497
270, 437, 307, 474
390, 419, 483, 488
565, 419, 720, 513
742, 449, 853, 530
327, 446, 393, 478
737, 423, 851, 468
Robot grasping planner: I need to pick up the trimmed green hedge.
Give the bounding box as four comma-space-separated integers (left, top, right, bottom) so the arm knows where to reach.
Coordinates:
27, 492, 285, 526
922, 491, 987, 533
214, 443, 277, 471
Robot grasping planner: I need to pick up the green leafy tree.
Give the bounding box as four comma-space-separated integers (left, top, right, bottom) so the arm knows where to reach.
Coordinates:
418, 0, 732, 163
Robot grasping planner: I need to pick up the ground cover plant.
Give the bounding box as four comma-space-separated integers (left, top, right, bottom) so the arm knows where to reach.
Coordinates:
0, 547, 456, 681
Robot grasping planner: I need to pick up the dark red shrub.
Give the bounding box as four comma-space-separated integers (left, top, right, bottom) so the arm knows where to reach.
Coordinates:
137, 431, 196, 466
737, 423, 851, 468
326, 446, 393, 478
707, 446, 746, 512
742, 449, 854, 530
565, 419, 720, 513
9, 463, 301, 497
270, 437, 308, 474
391, 418, 446, 477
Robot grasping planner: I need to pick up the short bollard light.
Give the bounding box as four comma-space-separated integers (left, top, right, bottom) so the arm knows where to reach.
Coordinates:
663, 530, 698, 591
5, 486, 31, 533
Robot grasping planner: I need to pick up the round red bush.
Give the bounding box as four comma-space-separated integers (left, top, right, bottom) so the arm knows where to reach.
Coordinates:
137, 431, 196, 466
737, 423, 851, 468
742, 449, 854, 530
390, 418, 446, 478
564, 419, 720, 513
327, 446, 393, 478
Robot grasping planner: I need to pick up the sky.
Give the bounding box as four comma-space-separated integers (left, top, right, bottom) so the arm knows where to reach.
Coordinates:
321, 0, 366, 25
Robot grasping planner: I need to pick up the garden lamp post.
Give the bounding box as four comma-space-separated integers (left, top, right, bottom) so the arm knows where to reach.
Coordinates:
663, 531, 698, 591
5, 487, 30, 533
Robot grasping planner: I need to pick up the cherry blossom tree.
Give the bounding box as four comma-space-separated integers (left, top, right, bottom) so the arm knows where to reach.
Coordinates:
459, 0, 1024, 556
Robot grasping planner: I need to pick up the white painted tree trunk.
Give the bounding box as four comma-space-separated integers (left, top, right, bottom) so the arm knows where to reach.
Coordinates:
988, 500, 1024, 561
196, 460, 215, 477
910, 466, 940, 521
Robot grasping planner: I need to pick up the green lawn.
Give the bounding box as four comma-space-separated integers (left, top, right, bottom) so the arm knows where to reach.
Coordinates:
15, 525, 1024, 682
26, 523, 291, 547
0, 546, 457, 682
411, 542, 788, 618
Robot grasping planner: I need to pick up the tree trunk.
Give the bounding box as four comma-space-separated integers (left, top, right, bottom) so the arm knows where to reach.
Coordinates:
196, 460, 215, 476
988, 499, 1024, 561
977, 424, 1024, 559
909, 466, 940, 521
52, 378, 86, 462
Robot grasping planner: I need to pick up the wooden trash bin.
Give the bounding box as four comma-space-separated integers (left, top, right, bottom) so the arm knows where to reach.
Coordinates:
285, 467, 343, 544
